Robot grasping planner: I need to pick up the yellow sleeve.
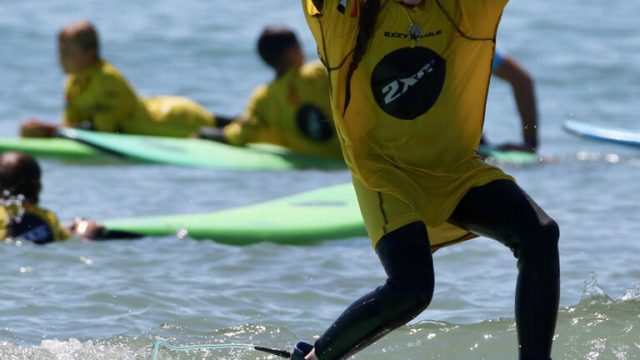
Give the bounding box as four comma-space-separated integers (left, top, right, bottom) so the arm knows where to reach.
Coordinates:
0, 207, 8, 241
42, 209, 70, 242
304, 0, 323, 16
223, 85, 270, 146
63, 78, 89, 127
455, 0, 509, 38
302, 0, 324, 55
89, 73, 138, 132
302, 0, 360, 70
301, 61, 329, 82
35, 207, 69, 242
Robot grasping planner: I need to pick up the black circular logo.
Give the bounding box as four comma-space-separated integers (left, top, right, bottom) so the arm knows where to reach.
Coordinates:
296, 104, 334, 142
371, 47, 446, 120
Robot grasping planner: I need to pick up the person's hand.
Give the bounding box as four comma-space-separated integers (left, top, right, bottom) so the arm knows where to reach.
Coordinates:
70, 217, 105, 241
497, 142, 536, 153
20, 118, 58, 138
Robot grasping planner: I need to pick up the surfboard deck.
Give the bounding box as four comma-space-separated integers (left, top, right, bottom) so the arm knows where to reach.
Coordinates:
564, 120, 640, 148
58, 128, 346, 170
1, 132, 537, 168
477, 144, 539, 165
0, 137, 103, 160
103, 183, 367, 244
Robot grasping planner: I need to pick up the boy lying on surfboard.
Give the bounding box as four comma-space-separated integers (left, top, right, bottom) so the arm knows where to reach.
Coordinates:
21, 21, 216, 139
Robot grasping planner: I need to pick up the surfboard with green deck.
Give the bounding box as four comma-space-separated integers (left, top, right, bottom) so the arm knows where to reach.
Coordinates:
103, 183, 367, 244
477, 144, 539, 165
58, 128, 346, 170
0, 131, 538, 168
0, 137, 102, 160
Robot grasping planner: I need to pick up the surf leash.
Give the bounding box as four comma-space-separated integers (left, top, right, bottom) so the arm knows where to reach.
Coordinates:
151, 339, 291, 359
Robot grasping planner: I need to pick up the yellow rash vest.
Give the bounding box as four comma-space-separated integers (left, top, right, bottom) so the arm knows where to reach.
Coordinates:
223, 61, 343, 159
1, 204, 69, 244
303, 0, 514, 248
63, 60, 215, 137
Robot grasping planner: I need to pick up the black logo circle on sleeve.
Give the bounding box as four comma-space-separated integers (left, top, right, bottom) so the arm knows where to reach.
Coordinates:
371, 47, 446, 120
296, 104, 334, 142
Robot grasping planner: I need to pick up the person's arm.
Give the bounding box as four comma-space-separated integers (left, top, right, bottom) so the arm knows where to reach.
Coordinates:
198, 127, 228, 143
20, 119, 59, 138
203, 85, 270, 146
214, 114, 237, 128
70, 218, 143, 241
493, 56, 539, 152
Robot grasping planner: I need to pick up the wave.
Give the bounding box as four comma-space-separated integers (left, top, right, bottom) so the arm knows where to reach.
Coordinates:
2, 275, 638, 360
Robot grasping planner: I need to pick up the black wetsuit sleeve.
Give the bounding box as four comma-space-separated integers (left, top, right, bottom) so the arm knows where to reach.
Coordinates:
214, 115, 237, 128
198, 127, 228, 143
91, 228, 145, 241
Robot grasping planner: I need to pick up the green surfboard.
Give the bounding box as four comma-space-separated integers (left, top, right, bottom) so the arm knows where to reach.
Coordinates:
58, 128, 346, 170
0, 132, 537, 168
0, 137, 103, 160
103, 183, 367, 244
477, 144, 539, 165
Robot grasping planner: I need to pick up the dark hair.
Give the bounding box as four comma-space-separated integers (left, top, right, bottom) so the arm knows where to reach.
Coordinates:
60, 21, 101, 57
0, 152, 42, 204
257, 26, 300, 69
340, 0, 382, 114
352, 0, 381, 68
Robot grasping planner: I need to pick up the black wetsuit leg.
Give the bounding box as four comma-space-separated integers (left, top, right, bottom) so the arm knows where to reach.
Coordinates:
314, 221, 435, 360
449, 179, 560, 360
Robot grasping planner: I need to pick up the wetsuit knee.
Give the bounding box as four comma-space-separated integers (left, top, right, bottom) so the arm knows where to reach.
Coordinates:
383, 276, 434, 326
498, 196, 559, 260
538, 218, 560, 250
376, 221, 435, 325
313, 222, 435, 360
513, 217, 559, 260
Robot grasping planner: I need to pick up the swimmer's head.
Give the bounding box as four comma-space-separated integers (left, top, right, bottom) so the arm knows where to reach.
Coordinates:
0, 152, 42, 204
257, 26, 304, 75
58, 20, 100, 74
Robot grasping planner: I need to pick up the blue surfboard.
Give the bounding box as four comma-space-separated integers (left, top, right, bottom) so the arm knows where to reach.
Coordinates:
564, 121, 640, 148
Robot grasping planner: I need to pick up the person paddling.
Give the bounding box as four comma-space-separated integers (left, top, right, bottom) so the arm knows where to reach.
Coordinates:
21, 20, 216, 138
0, 151, 140, 244
198, 26, 343, 159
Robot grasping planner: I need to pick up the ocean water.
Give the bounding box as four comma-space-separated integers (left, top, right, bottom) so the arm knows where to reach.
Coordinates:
1, 0, 640, 359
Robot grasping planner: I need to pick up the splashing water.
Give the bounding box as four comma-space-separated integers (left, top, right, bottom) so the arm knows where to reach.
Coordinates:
1, 191, 26, 245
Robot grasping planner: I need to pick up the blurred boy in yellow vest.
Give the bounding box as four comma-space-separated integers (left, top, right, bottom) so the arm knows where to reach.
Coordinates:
199, 26, 343, 159
21, 20, 215, 138
0, 151, 141, 244
0, 152, 69, 244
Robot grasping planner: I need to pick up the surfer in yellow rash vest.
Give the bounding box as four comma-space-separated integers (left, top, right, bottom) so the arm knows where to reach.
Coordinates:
290, 0, 560, 359
0, 152, 70, 244
20, 20, 216, 138
198, 26, 343, 159
0, 151, 141, 244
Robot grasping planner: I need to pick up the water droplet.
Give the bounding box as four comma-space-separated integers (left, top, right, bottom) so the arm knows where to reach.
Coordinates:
177, 228, 189, 239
